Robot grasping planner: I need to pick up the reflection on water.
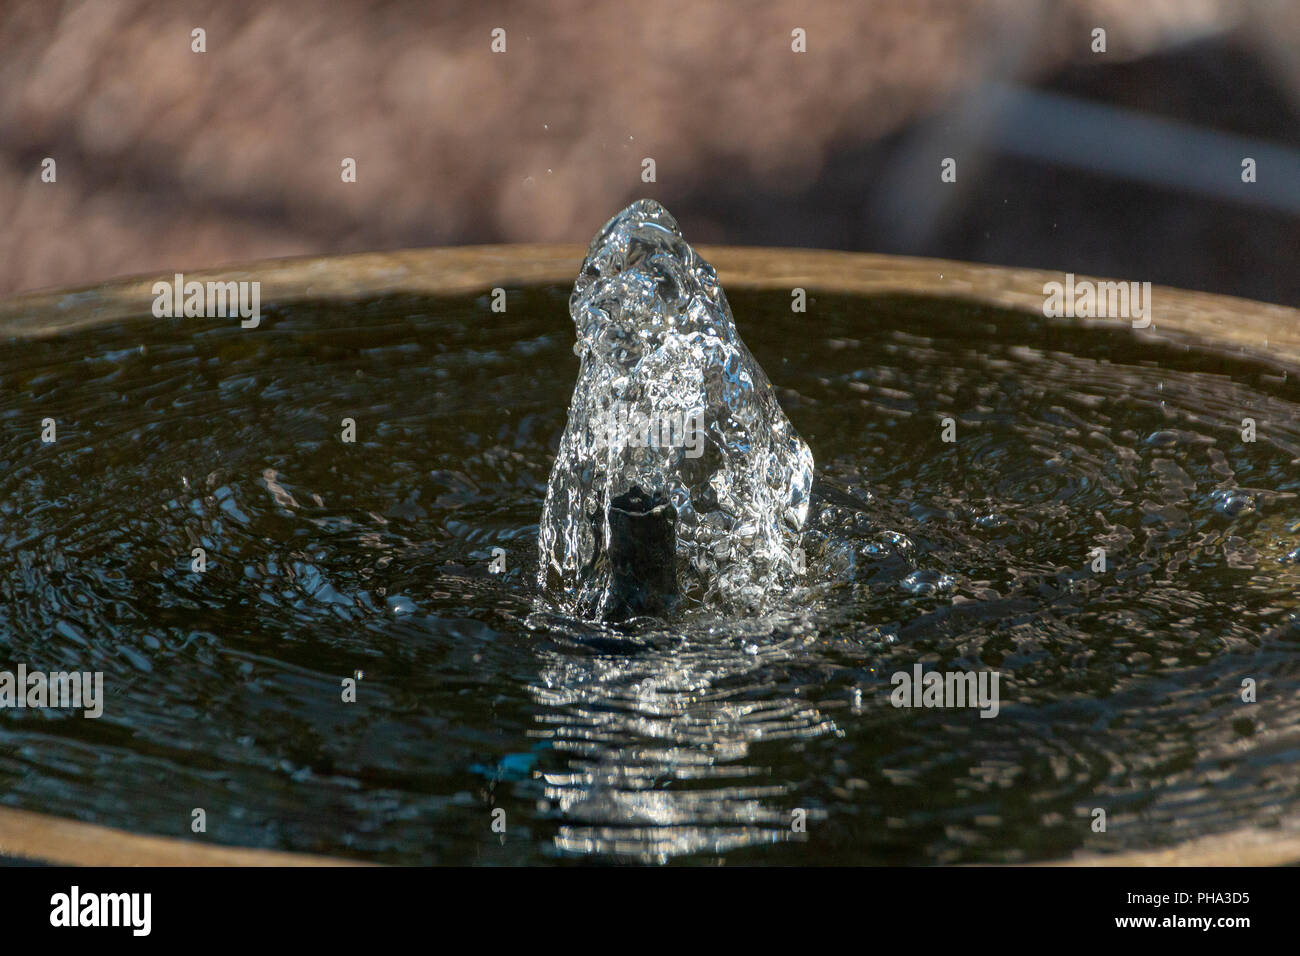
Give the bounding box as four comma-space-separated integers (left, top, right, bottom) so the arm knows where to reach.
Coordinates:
529, 619, 837, 862
0, 288, 1298, 864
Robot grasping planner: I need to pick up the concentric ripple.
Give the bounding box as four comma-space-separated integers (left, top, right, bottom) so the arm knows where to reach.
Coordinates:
0, 288, 1297, 864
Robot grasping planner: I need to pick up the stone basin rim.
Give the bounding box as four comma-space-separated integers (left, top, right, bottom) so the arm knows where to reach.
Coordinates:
0, 245, 1297, 369
0, 245, 1297, 866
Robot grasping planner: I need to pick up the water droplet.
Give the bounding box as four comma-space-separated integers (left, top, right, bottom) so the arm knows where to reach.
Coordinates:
900, 569, 956, 595
1210, 489, 1256, 518
861, 531, 914, 558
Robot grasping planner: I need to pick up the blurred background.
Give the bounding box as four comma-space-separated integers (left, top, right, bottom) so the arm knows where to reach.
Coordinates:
2, 0, 1299, 304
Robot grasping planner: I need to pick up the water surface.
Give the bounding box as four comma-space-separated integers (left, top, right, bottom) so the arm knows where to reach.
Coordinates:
1, 288, 1298, 864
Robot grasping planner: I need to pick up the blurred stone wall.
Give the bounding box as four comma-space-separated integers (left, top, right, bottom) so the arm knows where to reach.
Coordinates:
0, 0, 1288, 299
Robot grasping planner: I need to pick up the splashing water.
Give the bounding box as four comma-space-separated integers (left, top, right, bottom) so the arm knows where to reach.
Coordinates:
537, 200, 814, 620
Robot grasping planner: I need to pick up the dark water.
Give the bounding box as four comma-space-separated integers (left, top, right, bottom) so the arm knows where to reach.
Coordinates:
1, 287, 1298, 864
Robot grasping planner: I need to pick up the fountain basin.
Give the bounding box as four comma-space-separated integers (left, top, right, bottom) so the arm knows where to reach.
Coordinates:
1, 246, 1298, 866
